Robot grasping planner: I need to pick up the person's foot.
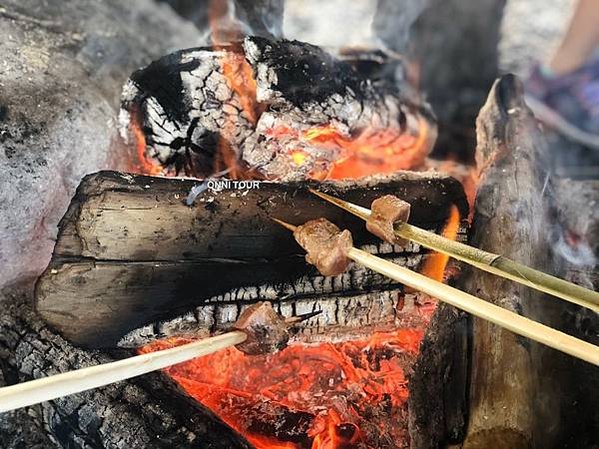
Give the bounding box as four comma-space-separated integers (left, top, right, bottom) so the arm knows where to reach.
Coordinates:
524, 60, 599, 149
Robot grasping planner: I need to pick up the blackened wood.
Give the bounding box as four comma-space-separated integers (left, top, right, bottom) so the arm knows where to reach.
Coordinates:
120, 36, 436, 180
408, 303, 469, 449
35, 170, 468, 348
52, 170, 466, 260
0, 292, 251, 449
459, 75, 550, 449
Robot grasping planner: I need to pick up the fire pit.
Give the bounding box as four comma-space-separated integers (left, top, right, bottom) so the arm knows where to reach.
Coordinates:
1, 2, 599, 449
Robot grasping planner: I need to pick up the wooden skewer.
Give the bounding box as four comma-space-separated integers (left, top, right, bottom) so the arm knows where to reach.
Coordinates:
274, 218, 599, 366
0, 331, 247, 414
0, 310, 320, 414
309, 189, 599, 314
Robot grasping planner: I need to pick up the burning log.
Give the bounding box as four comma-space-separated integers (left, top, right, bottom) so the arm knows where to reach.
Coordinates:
35, 170, 468, 348
119, 36, 436, 180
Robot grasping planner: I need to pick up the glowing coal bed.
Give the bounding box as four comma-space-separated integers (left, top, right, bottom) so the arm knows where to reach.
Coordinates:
140, 320, 434, 449
136, 204, 459, 449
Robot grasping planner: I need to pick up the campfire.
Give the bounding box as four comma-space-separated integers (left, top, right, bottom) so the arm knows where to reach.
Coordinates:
2, 2, 599, 449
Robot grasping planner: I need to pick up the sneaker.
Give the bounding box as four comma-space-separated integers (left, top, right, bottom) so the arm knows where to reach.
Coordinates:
524, 61, 599, 150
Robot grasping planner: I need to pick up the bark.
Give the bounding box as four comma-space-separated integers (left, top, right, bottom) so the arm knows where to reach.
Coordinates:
35, 170, 468, 348
459, 75, 550, 449
0, 288, 252, 449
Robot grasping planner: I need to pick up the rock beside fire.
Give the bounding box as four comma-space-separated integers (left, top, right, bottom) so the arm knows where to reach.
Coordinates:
0, 0, 201, 288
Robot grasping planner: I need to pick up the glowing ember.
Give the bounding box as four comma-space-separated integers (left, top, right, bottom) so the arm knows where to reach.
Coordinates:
302, 122, 432, 180
140, 328, 425, 448
263, 121, 432, 181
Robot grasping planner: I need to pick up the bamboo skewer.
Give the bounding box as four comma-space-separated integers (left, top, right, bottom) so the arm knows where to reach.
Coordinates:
0, 310, 321, 414
0, 331, 247, 414
309, 189, 599, 314
273, 218, 599, 367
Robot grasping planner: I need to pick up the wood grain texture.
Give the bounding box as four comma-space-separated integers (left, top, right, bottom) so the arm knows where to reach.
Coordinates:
460, 75, 549, 449
35, 170, 468, 348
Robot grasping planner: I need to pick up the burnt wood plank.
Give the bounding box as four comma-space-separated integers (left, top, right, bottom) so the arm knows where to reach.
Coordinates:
52, 170, 467, 260
36, 170, 467, 348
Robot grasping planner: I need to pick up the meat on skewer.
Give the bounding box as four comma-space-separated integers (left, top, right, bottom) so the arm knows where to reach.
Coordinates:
233, 302, 291, 355
366, 195, 411, 245
293, 218, 353, 276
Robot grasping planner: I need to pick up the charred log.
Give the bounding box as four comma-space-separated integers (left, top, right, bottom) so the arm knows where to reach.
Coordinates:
120, 36, 436, 180
35, 170, 467, 348
408, 303, 469, 449
0, 290, 251, 449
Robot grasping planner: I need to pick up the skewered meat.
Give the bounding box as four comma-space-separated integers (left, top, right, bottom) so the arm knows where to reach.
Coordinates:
233, 302, 290, 355
293, 218, 353, 276
366, 195, 411, 245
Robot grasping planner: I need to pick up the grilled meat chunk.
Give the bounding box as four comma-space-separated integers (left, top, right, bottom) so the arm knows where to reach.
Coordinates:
293, 218, 353, 276
366, 195, 411, 245
233, 302, 290, 355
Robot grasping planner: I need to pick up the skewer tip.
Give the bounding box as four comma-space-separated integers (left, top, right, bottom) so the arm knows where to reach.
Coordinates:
308, 189, 371, 220
285, 310, 323, 325
271, 217, 298, 232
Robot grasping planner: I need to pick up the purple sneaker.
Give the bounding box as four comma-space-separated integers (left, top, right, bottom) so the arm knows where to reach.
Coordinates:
524, 60, 599, 150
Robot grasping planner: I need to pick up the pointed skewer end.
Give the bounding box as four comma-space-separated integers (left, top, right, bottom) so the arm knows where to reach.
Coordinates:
285, 310, 323, 325
271, 217, 298, 232
308, 189, 371, 220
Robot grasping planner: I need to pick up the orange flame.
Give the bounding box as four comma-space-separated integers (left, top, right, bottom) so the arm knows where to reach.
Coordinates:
206, 0, 267, 178
265, 119, 432, 180
130, 117, 162, 176
420, 205, 461, 282
140, 328, 425, 448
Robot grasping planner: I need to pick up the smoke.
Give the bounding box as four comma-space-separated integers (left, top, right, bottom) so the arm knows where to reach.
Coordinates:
372, 0, 431, 54
283, 0, 430, 52
207, 0, 284, 43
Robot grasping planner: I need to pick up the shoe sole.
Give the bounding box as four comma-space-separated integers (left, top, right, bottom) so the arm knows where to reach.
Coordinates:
524, 94, 599, 150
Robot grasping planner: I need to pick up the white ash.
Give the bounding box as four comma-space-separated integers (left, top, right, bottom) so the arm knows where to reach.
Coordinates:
118, 288, 429, 348
0, 0, 202, 288
118, 240, 434, 348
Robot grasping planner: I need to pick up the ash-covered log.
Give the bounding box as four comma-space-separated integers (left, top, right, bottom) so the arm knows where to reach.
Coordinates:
0, 291, 252, 449
120, 36, 436, 181
35, 170, 467, 348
